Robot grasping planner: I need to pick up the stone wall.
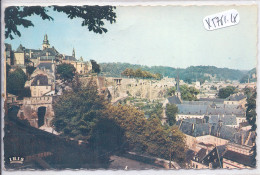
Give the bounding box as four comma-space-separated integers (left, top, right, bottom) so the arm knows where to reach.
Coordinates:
18, 96, 54, 128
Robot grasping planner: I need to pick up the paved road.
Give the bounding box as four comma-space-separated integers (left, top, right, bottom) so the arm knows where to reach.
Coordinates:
109, 155, 161, 170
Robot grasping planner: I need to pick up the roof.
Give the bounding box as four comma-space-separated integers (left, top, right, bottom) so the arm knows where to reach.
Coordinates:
37, 63, 54, 73
177, 104, 208, 115
199, 98, 224, 104
167, 96, 182, 104
64, 56, 77, 61
207, 104, 245, 117
16, 44, 25, 53
226, 93, 247, 101
223, 150, 254, 167
201, 147, 222, 168
40, 47, 59, 57
208, 115, 237, 126
31, 74, 50, 86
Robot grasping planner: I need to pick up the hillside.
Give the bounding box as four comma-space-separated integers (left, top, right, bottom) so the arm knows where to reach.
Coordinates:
239, 68, 257, 83
100, 62, 249, 83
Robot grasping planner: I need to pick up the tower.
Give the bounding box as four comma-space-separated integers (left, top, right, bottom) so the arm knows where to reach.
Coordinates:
72, 48, 75, 58
42, 34, 50, 50
175, 73, 181, 99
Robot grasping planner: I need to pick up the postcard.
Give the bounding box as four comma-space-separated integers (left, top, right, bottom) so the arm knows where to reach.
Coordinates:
1, 1, 258, 174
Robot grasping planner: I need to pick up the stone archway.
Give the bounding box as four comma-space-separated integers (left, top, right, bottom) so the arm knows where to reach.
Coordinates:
37, 106, 46, 128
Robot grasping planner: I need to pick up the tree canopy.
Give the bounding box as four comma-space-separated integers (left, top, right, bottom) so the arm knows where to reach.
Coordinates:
56, 63, 76, 82
7, 68, 27, 96
5, 6, 116, 39
246, 90, 256, 131
121, 68, 162, 79
166, 104, 178, 126
52, 80, 106, 140
53, 80, 186, 164
179, 85, 199, 101
91, 60, 101, 74
218, 86, 237, 99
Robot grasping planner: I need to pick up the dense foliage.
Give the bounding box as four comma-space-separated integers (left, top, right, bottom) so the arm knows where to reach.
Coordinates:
26, 65, 36, 77
52, 80, 106, 140
104, 104, 186, 162
100, 62, 247, 81
218, 86, 237, 99
5, 6, 116, 39
166, 104, 178, 126
90, 60, 101, 74
179, 85, 199, 101
166, 87, 176, 97
7, 68, 27, 96
246, 90, 257, 131
56, 63, 76, 82
121, 68, 162, 79
52, 80, 186, 163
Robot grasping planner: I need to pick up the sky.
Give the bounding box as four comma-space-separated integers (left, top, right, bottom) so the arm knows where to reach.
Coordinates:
5, 5, 258, 70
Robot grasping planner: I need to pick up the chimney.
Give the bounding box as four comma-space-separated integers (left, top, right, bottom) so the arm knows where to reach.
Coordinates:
37, 80, 40, 85
29, 50, 32, 58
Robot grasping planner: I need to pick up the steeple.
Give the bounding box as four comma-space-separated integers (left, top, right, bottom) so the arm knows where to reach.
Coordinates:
175, 71, 181, 99
72, 48, 75, 58
42, 34, 50, 50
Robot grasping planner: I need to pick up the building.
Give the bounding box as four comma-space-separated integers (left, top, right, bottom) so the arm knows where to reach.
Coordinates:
224, 93, 247, 108
30, 74, 52, 97
62, 48, 92, 74
222, 143, 255, 169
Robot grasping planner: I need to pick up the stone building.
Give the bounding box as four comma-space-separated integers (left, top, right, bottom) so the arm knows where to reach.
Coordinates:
18, 96, 55, 128
222, 143, 255, 169
62, 48, 92, 74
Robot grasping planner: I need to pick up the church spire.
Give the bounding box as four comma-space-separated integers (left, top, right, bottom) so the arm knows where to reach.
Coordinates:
175, 71, 181, 99
42, 34, 50, 50
72, 48, 75, 58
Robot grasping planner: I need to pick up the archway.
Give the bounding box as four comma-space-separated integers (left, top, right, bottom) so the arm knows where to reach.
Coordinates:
37, 107, 46, 128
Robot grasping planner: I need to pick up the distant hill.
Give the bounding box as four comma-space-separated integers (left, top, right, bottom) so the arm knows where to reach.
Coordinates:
100, 62, 249, 83
239, 68, 257, 83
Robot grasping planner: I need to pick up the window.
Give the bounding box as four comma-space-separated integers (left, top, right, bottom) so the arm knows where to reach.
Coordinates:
196, 165, 198, 169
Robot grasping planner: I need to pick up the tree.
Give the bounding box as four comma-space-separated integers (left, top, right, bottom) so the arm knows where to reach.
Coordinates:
52, 80, 106, 140
5, 6, 116, 39
104, 104, 186, 163
166, 87, 176, 96
26, 65, 36, 77
146, 103, 163, 119
56, 63, 76, 82
218, 86, 237, 99
246, 90, 256, 131
180, 85, 199, 101
7, 68, 27, 96
166, 104, 178, 126
90, 60, 101, 74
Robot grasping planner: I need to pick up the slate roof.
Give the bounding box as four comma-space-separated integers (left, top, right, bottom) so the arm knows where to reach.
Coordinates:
37, 63, 54, 73
167, 96, 181, 104
208, 115, 237, 126
207, 104, 245, 117
223, 150, 254, 167
177, 104, 208, 115
40, 47, 59, 57
199, 98, 224, 104
31, 74, 49, 86
16, 44, 25, 52
64, 55, 77, 61
177, 119, 250, 143
226, 93, 247, 101
201, 147, 222, 169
